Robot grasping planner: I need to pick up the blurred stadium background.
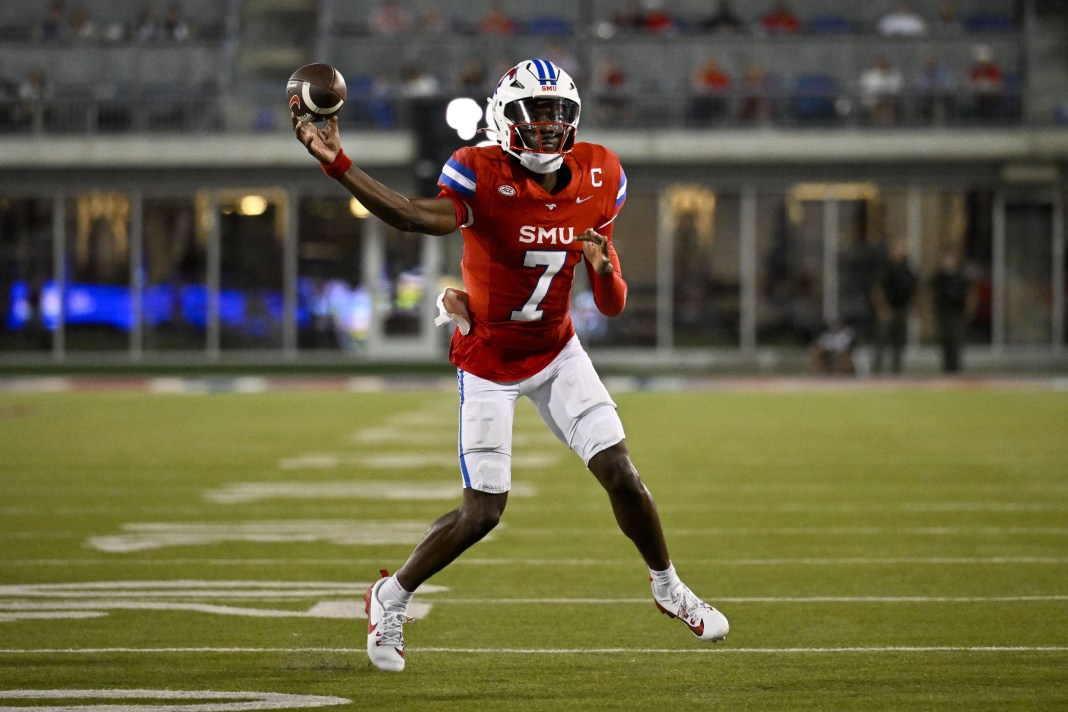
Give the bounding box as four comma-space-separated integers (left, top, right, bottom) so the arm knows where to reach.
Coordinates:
1, 0, 1066, 375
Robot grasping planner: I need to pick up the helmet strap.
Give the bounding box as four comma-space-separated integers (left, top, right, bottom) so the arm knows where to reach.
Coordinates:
519, 152, 564, 174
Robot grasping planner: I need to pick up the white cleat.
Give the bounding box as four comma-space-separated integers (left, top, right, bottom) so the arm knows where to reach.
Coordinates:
653, 580, 729, 642
364, 570, 410, 672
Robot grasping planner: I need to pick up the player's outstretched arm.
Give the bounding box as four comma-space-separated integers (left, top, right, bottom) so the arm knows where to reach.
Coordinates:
293, 115, 458, 236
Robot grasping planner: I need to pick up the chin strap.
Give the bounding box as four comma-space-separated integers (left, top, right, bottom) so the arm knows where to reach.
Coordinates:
519, 152, 564, 174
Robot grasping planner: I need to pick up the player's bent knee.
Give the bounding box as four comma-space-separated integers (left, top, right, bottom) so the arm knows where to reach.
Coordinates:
459, 495, 505, 537
573, 405, 626, 465
590, 445, 644, 498
461, 449, 512, 494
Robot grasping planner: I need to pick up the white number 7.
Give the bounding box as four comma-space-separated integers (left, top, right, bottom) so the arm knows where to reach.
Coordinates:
510, 250, 567, 322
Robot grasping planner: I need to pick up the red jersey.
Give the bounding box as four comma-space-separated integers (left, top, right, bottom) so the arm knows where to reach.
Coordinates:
437, 143, 629, 381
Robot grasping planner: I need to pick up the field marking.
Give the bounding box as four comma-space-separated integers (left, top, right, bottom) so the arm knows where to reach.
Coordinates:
204, 480, 534, 504
85, 520, 451, 553
516, 527, 1068, 537
0, 689, 350, 711
3, 557, 1068, 567
2, 646, 1066, 655
0, 581, 448, 623
427, 596, 1068, 604
278, 452, 560, 469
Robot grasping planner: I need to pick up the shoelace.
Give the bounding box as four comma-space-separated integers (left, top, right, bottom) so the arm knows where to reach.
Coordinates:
378, 610, 413, 647
671, 584, 710, 624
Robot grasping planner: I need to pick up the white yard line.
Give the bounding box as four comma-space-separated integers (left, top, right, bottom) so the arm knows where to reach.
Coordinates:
1, 646, 1066, 655
2, 556, 1068, 567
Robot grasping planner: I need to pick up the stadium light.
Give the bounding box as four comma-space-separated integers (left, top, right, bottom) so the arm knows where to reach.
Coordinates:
237, 195, 268, 216
445, 98, 482, 141
349, 197, 370, 219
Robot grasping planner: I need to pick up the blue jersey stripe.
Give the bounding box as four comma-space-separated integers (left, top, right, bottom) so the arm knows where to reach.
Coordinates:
440, 157, 476, 198
446, 157, 476, 183
615, 169, 628, 209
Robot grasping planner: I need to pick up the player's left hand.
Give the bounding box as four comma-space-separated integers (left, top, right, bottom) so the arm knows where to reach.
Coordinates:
292, 113, 342, 165
576, 228, 614, 275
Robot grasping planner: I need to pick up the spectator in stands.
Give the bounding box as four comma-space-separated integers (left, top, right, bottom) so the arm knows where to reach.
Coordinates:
370, 0, 412, 36
131, 4, 158, 42
70, 5, 97, 41
456, 59, 487, 96
162, 2, 190, 42
859, 55, 904, 126
700, 0, 744, 33
17, 66, 52, 130
915, 53, 955, 123
416, 7, 452, 34
398, 64, 441, 99
739, 62, 775, 124
931, 247, 972, 373
593, 59, 631, 125
542, 38, 580, 79
688, 54, 732, 126
639, 0, 679, 35
38, 1, 68, 41
967, 44, 1004, 120
612, 0, 645, 33
478, 3, 518, 34
932, 1, 964, 36
877, 2, 928, 37
760, 1, 800, 35
872, 239, 917, 374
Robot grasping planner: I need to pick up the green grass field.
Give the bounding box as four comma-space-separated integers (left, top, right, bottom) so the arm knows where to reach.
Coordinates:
1, 381, 1066, 711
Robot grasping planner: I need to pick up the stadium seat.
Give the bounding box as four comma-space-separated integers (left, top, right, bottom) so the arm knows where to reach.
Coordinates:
526, 16, 571, 35
963, 14, 1016, 33
791, 74, 839, 122
808, 16, 853, 34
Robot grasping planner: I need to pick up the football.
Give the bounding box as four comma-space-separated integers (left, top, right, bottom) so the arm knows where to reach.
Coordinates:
287, 63, 347, 122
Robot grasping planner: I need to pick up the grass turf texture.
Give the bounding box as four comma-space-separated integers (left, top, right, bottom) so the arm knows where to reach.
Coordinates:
0, 385, 1066, 710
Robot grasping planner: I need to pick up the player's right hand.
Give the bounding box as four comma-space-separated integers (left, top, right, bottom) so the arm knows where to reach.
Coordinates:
293, 113, 342, 165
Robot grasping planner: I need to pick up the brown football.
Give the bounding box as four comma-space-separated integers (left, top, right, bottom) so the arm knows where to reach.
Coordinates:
287, 63, 347, 122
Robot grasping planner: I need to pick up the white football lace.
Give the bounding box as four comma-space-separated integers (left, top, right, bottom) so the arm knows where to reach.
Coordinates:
378, 611, 412, 647
674, 585, 708, 623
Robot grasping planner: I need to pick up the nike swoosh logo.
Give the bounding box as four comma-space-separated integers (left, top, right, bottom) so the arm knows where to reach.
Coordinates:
576, 195, 593, 203
689, 620, 704, 637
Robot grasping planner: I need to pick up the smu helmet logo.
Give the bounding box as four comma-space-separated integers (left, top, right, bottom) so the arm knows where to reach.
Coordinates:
528, 59, 560, 87
496, 67, 518, 92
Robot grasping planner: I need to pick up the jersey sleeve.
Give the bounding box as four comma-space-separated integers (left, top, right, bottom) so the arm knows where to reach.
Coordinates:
436, 147, 477, 228
595, 151, 627, 235
585, 240, 627, 316
587, 149, 628, 316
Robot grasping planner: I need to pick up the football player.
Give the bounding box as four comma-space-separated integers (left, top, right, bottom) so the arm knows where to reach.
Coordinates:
294, 58, 728, 672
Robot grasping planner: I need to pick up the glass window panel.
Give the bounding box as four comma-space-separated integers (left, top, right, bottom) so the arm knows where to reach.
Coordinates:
142, 197, 206, 351
297, 197, 369, 351
218, 191, 285, 350
602, 191, 658, 347
836, 188, 884, 351
1003, 202, 1053, 346
0, 197, 54, 353
756, 190, 823, 346
915, 190, 968, 345
962, 191, 994, 345
1063, 191, 1068, 348
380, 229, 425, 337
64, 192, 131, 352
669, 187, 740, 347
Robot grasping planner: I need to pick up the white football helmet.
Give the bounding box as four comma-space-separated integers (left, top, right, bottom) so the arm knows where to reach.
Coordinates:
487, 59, 581, 173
